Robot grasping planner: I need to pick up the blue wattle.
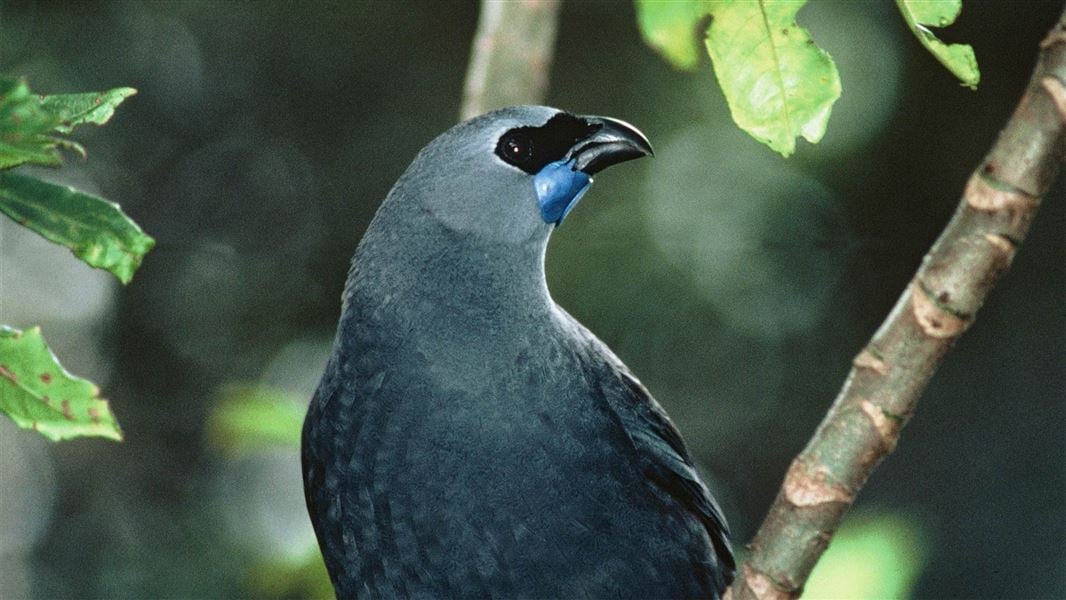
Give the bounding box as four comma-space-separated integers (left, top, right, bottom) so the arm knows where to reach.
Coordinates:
533, 159, 592, 226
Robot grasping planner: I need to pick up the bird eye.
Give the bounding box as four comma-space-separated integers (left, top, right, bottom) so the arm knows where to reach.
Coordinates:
497, 133, 534, 167
505, 136, 532, 160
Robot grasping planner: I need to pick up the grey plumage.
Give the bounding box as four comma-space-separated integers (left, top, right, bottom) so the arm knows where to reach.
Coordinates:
302, 106, 734, 598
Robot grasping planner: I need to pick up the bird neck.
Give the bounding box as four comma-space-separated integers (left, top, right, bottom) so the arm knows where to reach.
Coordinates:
341, 215, 554, 337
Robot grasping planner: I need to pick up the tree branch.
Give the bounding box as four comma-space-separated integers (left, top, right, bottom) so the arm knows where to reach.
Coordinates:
460, 0, 561, 120
728, 8, 1066, 599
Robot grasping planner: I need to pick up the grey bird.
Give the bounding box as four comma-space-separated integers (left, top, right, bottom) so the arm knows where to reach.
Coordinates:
302, 106, 734, 599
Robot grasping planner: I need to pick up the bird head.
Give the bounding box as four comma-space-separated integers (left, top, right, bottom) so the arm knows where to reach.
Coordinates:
395, 106, 652, 245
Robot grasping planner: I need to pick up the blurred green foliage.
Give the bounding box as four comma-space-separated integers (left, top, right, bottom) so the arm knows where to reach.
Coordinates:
246, 550, 333, 600
805, 512, 929, 599
633, 0, 707, 70
207, 383, 305, 457
207, 382, 333, 598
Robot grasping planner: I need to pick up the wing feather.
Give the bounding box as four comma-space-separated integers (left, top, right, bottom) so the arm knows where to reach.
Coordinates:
560, 310, 736, 587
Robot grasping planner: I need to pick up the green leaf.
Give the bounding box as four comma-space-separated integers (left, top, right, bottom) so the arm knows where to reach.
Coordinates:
896, 0, 980, 88
0, 78, 149, 282
635, 0, 712, 70
40, 87, 137, 134
0, 76, 137, 169
0, 77, 63, 169
635, 0, 841, 157
0, 325, 122, 441
207, 384, 306, 457
705, 1, 841, 156
0, 172, 155, 284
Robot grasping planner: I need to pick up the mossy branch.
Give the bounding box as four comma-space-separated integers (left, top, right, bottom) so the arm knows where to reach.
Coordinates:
727, 7, 1066, 599
460, 0, 560, 120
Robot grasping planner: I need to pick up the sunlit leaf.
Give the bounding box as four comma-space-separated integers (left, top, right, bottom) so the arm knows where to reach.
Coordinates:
634, 0, 711, 70
635, 0, 841, 157
0, 325, 122, 441
805, 512, 929, 599
41, 87, 137, 134
207, 384, 306, 457
0, 172, 155, 284
896, 0, 980, 88
704, 1, 841, 156
0, 77, 63, 169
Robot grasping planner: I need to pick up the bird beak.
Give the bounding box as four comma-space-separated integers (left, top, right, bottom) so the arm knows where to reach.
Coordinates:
567, 116, 654, 175
532, 114, 653, 227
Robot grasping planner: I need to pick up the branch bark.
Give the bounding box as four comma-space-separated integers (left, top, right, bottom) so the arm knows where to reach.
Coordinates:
728, 8, 1066, 599
460, 0, 561, 120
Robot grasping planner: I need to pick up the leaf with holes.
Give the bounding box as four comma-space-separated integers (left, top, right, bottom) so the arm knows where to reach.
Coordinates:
0, 172, 155, 284
0, 326, 122, 441
0, 77, 63, 169
41, 87, 137, 134
896, 0, 979, 88
636, 0, 841, 157
0, 76, 136, 168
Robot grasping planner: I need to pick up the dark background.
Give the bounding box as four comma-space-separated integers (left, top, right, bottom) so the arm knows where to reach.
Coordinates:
0, 1, 1062, 598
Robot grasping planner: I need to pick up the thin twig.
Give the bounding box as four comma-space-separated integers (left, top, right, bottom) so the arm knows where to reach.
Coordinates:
727, 7, 1066, 599
460, 0, 561, 120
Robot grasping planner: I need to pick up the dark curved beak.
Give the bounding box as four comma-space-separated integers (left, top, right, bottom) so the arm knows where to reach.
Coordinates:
567, 116, 653, 175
